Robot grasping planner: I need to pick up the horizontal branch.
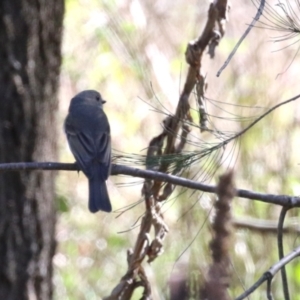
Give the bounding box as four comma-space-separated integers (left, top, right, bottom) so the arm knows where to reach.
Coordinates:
233, 218, 300, 234
0, 162, 299, 208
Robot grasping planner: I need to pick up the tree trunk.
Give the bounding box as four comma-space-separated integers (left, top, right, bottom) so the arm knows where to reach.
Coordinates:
0, 0, 64, 299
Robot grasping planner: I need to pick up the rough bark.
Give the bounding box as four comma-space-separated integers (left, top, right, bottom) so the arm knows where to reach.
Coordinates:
0, 0, 64, 299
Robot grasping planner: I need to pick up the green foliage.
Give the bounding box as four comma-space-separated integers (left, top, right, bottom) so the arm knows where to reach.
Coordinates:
56, 194, 70, 213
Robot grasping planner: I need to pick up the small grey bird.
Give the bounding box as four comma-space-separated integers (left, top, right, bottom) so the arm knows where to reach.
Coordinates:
64, 90, 112, 213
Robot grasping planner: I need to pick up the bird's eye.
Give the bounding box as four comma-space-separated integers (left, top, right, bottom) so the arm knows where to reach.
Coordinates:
96, 96, 100, 101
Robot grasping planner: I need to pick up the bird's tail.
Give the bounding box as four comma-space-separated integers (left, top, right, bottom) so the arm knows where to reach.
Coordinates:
88, 178, 112, 213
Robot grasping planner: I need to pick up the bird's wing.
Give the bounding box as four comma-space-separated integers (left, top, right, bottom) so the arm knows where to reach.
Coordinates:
64, 117, 96, 176
94, 132, 111, 179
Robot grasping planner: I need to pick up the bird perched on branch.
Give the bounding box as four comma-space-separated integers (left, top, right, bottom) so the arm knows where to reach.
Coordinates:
64, 90, 112, 213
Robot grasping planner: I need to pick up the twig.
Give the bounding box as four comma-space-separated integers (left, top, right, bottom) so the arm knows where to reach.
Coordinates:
223, 93, 300, 146
103, 206, 156, 300
266, 278, 273, 300
235, 245, 300, 300
217, 0, 265, 76
235, 273, 270, 300
277, 207, 291, 300
233, 218, 300, 234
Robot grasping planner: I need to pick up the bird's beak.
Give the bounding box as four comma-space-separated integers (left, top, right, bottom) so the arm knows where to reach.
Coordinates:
102, 100, 106, 104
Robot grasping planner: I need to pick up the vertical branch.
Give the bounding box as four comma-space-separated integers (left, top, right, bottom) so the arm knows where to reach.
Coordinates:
200, 171, 235, 300
106, 1, 230, 298
150, 0, 230, 199
277, 206, 291, 300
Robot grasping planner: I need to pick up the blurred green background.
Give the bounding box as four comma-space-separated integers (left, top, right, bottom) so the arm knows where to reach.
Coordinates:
55, 0, 300, 299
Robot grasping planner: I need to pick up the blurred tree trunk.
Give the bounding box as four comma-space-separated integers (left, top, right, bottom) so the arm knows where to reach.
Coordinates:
0, 0, 64, 299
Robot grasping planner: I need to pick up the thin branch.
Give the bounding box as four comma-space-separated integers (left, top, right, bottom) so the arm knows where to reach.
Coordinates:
217, 0, 265, 76
0, 162, 78, 171
269, 246, 300, 277
266, 278, 273, 300
277, 207, 291, 300
235, 273, 270, 300
233, 218, 300, 234
235, 245, 300, 300
223, 93, 300, 146
1, 162, 300, 208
